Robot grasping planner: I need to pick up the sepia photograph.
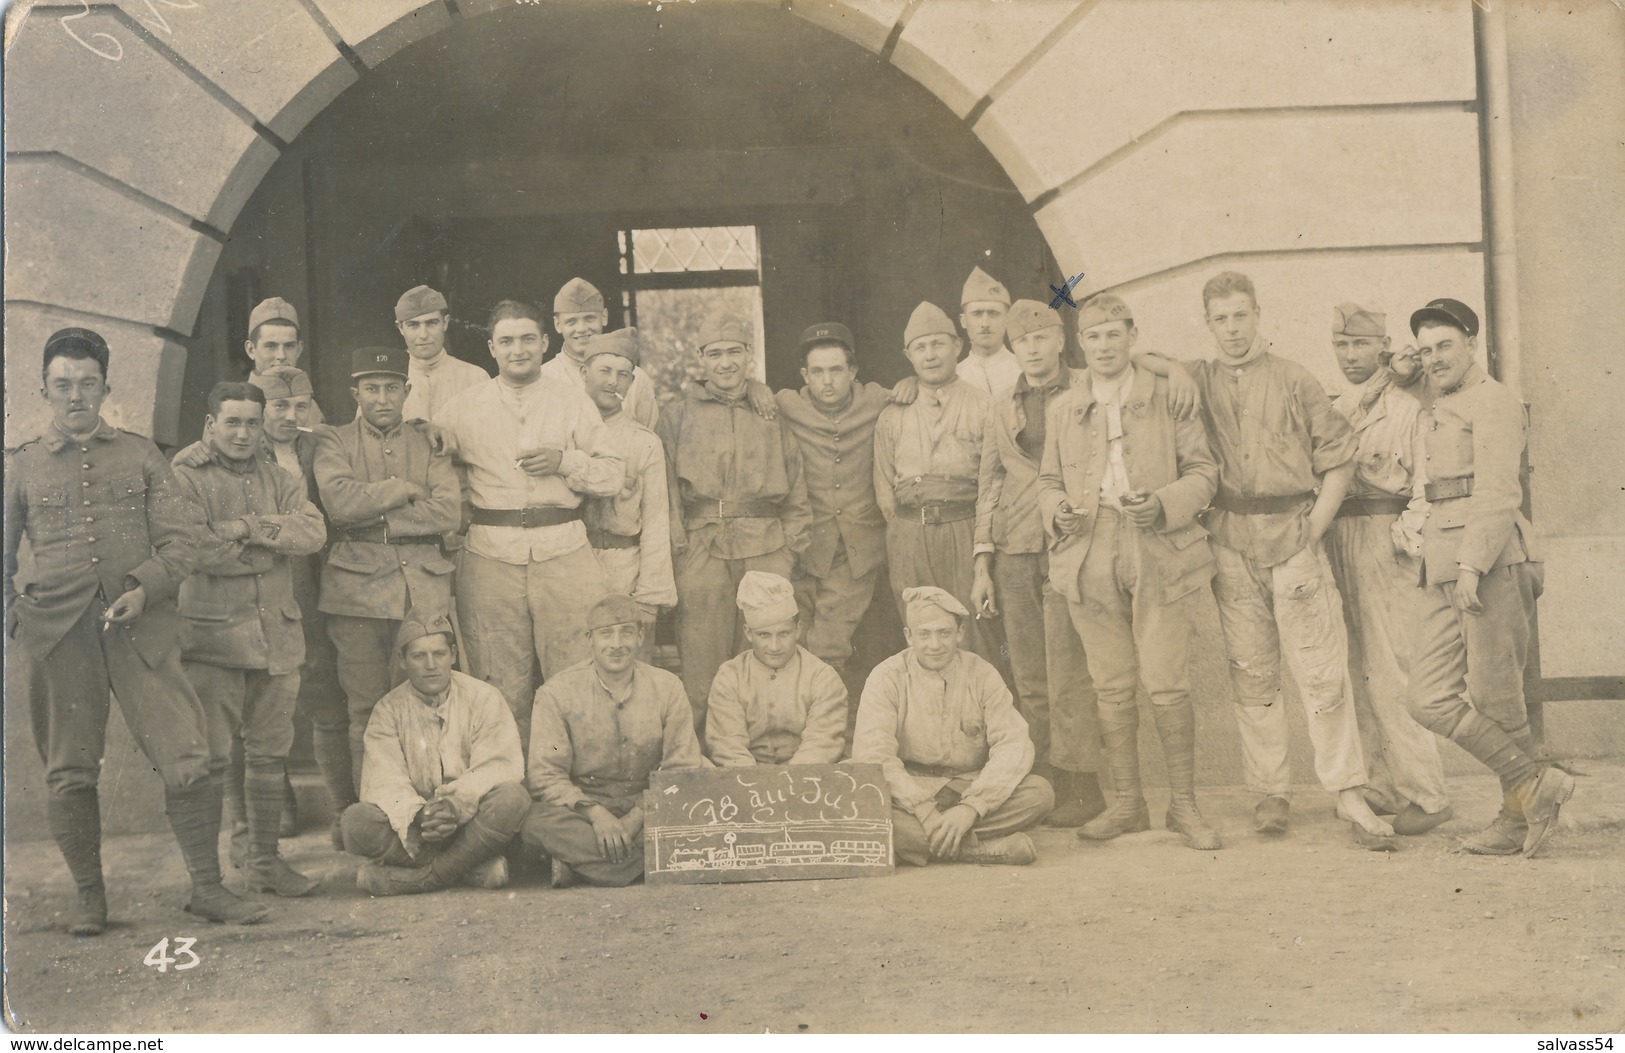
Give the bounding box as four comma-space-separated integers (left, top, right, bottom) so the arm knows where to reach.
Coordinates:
2, 0, 1622, 1038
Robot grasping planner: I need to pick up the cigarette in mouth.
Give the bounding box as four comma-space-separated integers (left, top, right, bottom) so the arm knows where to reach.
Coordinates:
611, 391, 625, 401
295, 426, 315, 433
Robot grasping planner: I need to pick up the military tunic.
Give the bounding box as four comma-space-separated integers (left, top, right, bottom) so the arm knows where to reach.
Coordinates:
704, 646, 847, 766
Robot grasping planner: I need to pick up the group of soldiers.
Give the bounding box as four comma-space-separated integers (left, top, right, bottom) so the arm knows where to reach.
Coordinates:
5, 264, 1576, 935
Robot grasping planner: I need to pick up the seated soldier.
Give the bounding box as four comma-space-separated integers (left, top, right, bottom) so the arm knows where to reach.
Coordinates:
341, 612, 529, 896
523, 594, 708, 888
852, 587, 1055, 866
705, 571, 848, 766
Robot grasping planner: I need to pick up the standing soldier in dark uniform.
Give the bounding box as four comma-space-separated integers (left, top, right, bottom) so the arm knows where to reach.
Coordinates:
5, 328, 269, 932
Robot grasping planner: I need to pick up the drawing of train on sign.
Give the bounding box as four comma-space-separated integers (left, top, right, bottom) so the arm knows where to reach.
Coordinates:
665, 832, 887, 870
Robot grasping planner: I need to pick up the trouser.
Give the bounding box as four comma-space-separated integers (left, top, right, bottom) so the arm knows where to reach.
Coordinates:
341, 783, 530, 865
326, 614, 402, 791
458, 545, 609, 746
183, 663, 299, 768
891, 774, 1055, 867
993, 549, 1099, 773
886, 517, 1007, 674
25, 602, 211, 796
793, 554, 882, 670
1212, 542, 1367, 796
674, 543, 794, 736
590, 546, 656, 663
1407, 561, 1542, 746
520, 797, 646, 887
1325, 515, 1449, 813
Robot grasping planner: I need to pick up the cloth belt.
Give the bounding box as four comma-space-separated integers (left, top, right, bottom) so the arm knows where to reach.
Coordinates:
335, 524, 443, 546
469, 505, 582, 528
683, 498, 780, 520
894, 502, 977, 526
1213, 492, 1315, 515
586, 528, 641, 550
1336, 495, 1412, 518
1424, 476, 1474, 502
906, 762, 972, 779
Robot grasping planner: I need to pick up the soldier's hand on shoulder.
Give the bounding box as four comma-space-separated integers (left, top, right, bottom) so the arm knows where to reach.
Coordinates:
889, 376, 920, 406
746, 380, 778, 420
1163, 362, 1202, 422
170, 441, 211, 471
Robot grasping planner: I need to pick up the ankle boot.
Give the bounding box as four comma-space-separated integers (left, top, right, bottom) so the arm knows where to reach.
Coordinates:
1153, 702, 1223, 851
1079, 699, 1150, 840
356, 809, 515, 897
47, 789, 108, 936
166, 779, 269, 925
956, 831, 1037, 866
223, 742, 250, 869
313, 725, 356, 850
241, 761, 318, 898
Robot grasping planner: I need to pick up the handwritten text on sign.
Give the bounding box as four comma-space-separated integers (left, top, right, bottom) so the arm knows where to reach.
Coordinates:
643, 763, 893, 885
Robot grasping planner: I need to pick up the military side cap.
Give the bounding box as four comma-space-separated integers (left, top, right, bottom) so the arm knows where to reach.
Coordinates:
1005, 299, 1060, 342
698, 314, 752, 349
252, 366, 314, 400
43, 326, 110, 363
961, 266, 1011, 307
1078, 294, 1134, 332
1409, 298, 1479, 338
904, 301, 957, 347
351, 346, 409, 379
395, 610, 455, 653
249, 297, 300, 334
584, 327, 641, 367
903, 586, 969, 622
737, 571, 798, 629
555, 277, 605, 315
1333, 303, 1386, 337
798, 321, 854, 351
395, 285, 448, 322
586, 594, 644, 632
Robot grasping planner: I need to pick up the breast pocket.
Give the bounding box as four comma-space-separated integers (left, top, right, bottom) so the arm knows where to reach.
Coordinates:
92, 471, 148, 510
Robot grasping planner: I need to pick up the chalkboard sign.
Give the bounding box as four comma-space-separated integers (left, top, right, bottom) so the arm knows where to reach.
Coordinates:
643, 762, 894, 885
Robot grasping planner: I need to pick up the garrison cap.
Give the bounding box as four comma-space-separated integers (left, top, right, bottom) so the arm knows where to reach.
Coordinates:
904, 301, 957, 347
395, 610, 455, 653
584, 327, 641, 367
903, 586, 969, 623
394, 285, 448, 323
251, 366, 313, 400
1333, 303, 1386, 337
1078, 294, 1134, 332
1409, 298, 1480, 338
586, 594, 645, 632
737, 571, 799, 629
554, 277, 606, 315
698, 314, 752, 350
798, 321, 854, 352
43, 326, 111, 368
960, 266, 1011, 307
248, 297, 300, 334
350, 346, 410, 379
1005, 299, 1060, 342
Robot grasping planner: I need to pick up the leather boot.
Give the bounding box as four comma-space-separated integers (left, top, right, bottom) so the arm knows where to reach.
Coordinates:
956, 831, 1037, 866
241, 761, 318, 897
313, 725, 356, 851
1512, 766, 1575, 858
1044, 769, 1108, 827
223, 742, 250, 869
166, 778, 270, 925
1153, 702, 1223, 851
47, 789, 108, 936
356, 808, 514, 896
1079, 700, 1150, 840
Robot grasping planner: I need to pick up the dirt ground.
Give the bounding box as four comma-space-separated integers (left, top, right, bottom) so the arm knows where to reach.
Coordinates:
4, 759, 1622, 1035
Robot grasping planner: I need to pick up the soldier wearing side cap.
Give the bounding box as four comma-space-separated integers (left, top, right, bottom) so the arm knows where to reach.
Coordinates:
954, 266, 1022, 397
541, 277, 662, 428
395, 284, 489, 424
1324, 303, 1452, 836
1038, 294, 1223, 851
6, 328, 268, 932
578, 328, 677, 635
656, 313, 812, 739
969, 299, 1107, 828
244, 297, 326, 424
311, 347, 463, 791
873, 301, 1007, 670
522, 594, 709, 888
852, 587, 1054, 867
705, 572, 847, 767
341, 611, 529, 896
1406, 299, 1573, 857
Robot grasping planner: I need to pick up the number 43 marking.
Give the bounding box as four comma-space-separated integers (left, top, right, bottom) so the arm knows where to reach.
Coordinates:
143, 937, 200, 973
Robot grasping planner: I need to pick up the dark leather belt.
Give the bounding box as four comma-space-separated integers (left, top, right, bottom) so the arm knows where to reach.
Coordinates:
684, 498, 780, 519
1213, 492, 1315, 515
1424, 476, 1474, 502
586, 528, 641, 550
469, 505, 582, 528
336, 525, 443, 546
1336, 495, 1412, 518
895, 502, 976, 525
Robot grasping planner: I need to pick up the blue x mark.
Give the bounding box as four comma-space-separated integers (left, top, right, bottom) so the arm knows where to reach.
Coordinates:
1049, 273, 1085, 309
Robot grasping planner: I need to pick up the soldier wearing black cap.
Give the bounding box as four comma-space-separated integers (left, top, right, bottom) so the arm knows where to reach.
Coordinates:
310, 347, 463, 795
1407, 299, 1573, 857
5, 328, 269, 932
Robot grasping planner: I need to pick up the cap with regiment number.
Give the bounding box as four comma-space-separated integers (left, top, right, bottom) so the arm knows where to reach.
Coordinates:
350, 346, 409, 379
